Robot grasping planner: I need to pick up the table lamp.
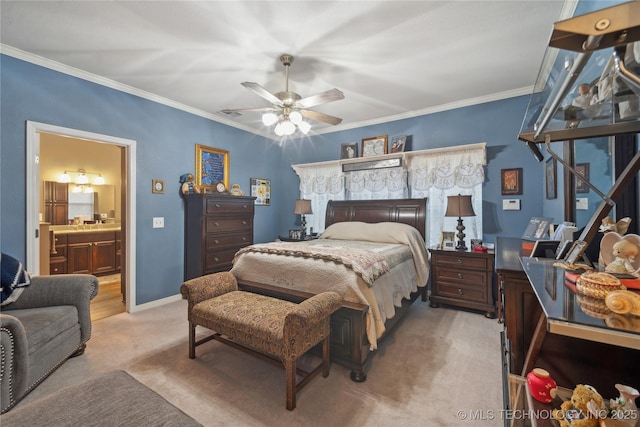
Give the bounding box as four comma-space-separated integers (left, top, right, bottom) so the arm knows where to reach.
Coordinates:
294, 199, 313, 238
445, 194, 476, 251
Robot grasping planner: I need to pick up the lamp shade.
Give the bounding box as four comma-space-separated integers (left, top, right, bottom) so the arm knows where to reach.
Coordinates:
445, 195, 475, 217
294, 199, 313, 215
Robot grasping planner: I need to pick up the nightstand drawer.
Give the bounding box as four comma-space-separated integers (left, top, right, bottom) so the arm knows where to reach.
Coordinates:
434, 268, 489, 286
436, 282, 487, 303
434, 253, 489, 270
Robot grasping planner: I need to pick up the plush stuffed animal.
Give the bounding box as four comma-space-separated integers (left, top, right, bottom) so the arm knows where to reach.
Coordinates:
605, 240, 639, 275
553, 384, 604, 427
179, 173, 201, 195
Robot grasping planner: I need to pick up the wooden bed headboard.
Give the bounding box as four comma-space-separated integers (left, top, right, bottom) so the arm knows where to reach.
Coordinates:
325, 198, 427, 240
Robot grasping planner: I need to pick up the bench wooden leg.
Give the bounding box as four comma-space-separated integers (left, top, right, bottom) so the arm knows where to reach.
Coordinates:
322, 337, 330, 378
285, 358, 296, 411
188, 322, 196, 359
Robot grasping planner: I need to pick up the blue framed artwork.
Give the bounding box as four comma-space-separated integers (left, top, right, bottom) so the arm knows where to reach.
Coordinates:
195, 144, 229, 191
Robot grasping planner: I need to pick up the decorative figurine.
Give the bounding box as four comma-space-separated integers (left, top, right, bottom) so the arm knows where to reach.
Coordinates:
608, 384, 639, 427
605, 240, 639, 275
179, 173, 201, 195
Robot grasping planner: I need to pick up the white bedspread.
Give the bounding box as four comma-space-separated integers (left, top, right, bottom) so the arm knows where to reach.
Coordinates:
230, 222, 430, 349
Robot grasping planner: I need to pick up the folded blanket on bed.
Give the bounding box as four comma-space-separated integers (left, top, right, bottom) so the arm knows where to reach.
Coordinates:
321, 221, 430, 286
234, 241, 390, 285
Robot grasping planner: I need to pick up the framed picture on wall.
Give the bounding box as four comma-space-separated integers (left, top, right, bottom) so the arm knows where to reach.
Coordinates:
195, 144, 229, 191
545, 157, 557, 200
501, 168, 522, 195
250, 177, 271, 206
575, 163, 590, 193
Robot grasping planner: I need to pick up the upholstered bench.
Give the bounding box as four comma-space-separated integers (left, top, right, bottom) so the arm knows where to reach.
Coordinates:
180, 272, 341, 410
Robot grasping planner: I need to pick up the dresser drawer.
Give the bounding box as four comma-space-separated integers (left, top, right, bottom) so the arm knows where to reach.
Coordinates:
436, 282, 487, 303
205, 217, 252, 233
434, 253, 489, 270
205, 232, 252, 250
205, 198, 254, 215
434, 267, 489, 287
204, 248, 240, 272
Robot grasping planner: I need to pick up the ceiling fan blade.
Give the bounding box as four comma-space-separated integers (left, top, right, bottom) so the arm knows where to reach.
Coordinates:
220, 107, 279, 114
301, 109, 343, 125
241, 82, 282, 105
296, 88, 344, 109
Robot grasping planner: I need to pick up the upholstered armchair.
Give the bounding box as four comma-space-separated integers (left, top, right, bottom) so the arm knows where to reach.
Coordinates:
1, 273, 98, 413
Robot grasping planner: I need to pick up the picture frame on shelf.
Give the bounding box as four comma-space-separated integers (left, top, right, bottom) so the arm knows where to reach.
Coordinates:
575, 163, 590, 193
195, 144, 229, 191
361, 135, 388, 157
563, 240, 588, 266
545, 157, 557, 199
250, 177, 271, 206
389, 135, 406, 153
340, 142, 358, 159
501, 168, 522, 195
441, 231, 455, 250
151, 179, 165, 194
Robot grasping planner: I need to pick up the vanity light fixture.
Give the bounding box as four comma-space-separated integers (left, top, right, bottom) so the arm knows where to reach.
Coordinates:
58, 169, 105, 185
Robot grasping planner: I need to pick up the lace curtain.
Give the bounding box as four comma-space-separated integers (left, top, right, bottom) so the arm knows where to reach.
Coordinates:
292, 143, 486, 241
344, 167, 407, 200
408, 144, 486, 248
293, 163, 344, 233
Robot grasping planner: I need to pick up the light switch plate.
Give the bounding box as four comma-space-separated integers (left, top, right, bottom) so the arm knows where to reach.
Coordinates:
152, 217, 164, 228
502, 199, 521, 210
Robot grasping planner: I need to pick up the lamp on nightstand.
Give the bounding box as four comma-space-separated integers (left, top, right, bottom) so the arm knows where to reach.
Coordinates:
294, 199, 313, 238
445, 194, 476, 251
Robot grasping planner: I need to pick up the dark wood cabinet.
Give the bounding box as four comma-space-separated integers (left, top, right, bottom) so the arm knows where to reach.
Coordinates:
67, 231, 117, 275
496, 236, 640, 396
44, 181, 68, 225
429, 248, 496, 317
49, 232, 68, 275
184, 194, 255, 280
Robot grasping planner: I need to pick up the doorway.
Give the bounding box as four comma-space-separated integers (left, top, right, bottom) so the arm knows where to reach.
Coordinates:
26, 121, 137, 313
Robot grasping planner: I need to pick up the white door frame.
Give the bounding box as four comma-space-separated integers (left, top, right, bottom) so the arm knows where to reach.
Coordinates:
26, 121, 138, 311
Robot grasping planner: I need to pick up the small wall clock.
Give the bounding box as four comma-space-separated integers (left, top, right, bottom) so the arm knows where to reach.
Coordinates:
152, 179, 165, 194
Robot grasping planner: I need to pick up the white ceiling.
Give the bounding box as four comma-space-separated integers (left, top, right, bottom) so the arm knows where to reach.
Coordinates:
0, 1, 574, 137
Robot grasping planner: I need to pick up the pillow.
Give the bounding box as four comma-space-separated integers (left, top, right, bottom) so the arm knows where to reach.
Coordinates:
321, 221, 422, 244
1, 253, 31, 306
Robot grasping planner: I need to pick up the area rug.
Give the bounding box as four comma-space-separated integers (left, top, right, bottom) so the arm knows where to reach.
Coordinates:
0, 370, 202, 427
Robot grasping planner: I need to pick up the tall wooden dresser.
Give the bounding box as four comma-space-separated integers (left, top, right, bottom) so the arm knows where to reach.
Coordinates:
183, 194, 255, 280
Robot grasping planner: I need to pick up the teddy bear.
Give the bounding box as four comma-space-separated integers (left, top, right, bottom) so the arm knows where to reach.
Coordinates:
179, 173, 201, 195
553, 384, 605, 427
605, 240, 639, 275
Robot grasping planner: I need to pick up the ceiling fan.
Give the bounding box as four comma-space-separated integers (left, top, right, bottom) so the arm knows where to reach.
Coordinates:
221, 54, 345, 136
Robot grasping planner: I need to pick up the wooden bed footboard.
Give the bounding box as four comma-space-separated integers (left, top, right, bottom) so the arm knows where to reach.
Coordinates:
237, 279, 425, 382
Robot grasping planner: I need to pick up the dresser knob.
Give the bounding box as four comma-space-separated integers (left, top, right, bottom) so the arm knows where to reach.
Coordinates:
214, 257, 219, 262
458, 289, 463, 295
214, 239, 219, 244
215, 203, 221, 208
242, 204, 248, 209
242, 237, 247, 241
458, 273, 463, 279
457, 259, 463, 264
214, 222, 219, 227
242, 221, 247, 225
54, 267, 59, 272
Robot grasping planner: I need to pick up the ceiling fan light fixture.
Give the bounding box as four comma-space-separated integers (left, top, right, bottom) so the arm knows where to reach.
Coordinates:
289, 110, 303, 125
298, 120, 311, 134
262, 112, 278, 126
281, 120, 296, 136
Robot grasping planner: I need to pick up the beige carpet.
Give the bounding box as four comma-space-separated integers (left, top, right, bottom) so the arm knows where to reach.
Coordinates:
13, 299, 504, 426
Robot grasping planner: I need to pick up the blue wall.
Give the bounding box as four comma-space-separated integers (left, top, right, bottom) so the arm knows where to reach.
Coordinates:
1, 54, 546, 304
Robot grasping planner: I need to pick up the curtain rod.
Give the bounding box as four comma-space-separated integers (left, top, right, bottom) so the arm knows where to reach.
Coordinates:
291, 142, 486, 170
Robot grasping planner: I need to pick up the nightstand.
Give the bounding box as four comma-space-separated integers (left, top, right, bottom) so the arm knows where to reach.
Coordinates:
428, 248, 495, 318
278, 235, 319, 242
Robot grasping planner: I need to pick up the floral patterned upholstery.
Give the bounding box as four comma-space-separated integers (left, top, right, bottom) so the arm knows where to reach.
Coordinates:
180, 271, 342, 410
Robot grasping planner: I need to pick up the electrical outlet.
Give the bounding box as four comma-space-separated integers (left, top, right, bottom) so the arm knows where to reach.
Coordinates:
152, 217, 164, 228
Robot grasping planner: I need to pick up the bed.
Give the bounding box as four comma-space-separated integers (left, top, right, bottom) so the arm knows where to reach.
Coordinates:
231, 198, 428, 381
